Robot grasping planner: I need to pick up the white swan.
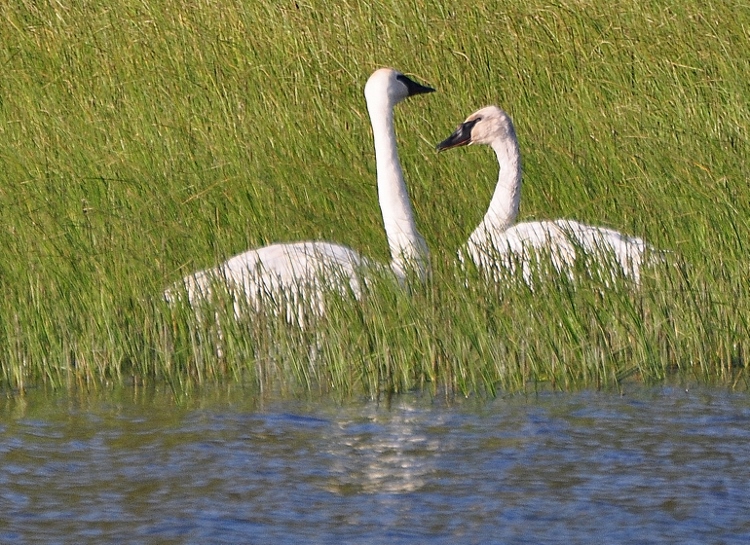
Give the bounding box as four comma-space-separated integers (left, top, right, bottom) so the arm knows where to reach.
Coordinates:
437, 105, 657, 284
165, 68, 434, 323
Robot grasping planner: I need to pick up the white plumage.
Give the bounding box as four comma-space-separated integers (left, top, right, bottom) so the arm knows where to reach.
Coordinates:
165, 68, 434, 321
437, 105, 657, 284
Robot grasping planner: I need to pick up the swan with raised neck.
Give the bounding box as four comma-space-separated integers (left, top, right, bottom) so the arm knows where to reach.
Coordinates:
166, 68, 434, 320
437, 105, 657, 283
365, 68, 432, 281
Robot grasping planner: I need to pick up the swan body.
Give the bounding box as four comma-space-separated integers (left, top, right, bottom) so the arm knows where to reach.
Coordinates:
165, 68, 434, 321
437, 105, 657, 284
165, 241, 376, 324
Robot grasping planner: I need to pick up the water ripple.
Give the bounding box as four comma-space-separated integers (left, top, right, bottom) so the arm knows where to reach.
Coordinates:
0, 387, 749, 544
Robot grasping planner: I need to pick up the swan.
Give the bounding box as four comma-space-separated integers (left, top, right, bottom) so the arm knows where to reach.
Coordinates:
436, 105, 657, 284
165, 68, 434, 323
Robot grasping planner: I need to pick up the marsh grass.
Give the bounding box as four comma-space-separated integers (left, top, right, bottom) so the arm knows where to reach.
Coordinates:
0, 0, 748, 396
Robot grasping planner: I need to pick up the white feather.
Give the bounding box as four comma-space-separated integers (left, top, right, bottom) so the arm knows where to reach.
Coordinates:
438, 105, 658, 284
165, 68, 433, 320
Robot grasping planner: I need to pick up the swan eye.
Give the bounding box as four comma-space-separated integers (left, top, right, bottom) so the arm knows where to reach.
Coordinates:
462, 117, 481, 133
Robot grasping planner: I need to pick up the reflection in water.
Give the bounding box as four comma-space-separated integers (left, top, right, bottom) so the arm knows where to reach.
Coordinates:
0, 386, 749, 544
324, 405, 445, 495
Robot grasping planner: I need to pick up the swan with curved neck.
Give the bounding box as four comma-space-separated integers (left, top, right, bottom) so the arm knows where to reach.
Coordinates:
437, 105, 656, 283
166, 68, 433, 320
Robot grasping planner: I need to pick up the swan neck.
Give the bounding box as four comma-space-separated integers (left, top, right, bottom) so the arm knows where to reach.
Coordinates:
473, 134, 522, 238
368, 101, 428, 280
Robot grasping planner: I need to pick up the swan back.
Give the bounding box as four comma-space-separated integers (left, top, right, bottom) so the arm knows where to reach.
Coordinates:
165, 241, 376, 325
463, 219, 652, 285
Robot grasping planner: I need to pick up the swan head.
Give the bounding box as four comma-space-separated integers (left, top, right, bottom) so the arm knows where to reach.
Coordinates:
436, 105, 515, 151
364, 68, 435, 109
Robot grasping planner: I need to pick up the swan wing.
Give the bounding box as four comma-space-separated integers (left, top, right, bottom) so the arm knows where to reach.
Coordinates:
465, 219, 657, 283
166, 241, 377, 320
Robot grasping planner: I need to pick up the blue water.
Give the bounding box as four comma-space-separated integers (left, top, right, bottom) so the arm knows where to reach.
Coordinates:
0, 385, 748, 544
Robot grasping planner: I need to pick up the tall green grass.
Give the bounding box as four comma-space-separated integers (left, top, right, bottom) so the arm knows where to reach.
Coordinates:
0, 0, 748, 396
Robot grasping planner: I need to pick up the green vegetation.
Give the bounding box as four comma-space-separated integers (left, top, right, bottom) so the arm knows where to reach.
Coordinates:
0, 0, 748, 396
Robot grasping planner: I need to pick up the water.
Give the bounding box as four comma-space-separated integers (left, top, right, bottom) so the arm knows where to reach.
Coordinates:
0, 385, 749, 544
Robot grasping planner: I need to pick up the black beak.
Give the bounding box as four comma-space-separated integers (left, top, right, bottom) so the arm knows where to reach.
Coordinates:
397, 74, 436, 97
436, 118, 479, 152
